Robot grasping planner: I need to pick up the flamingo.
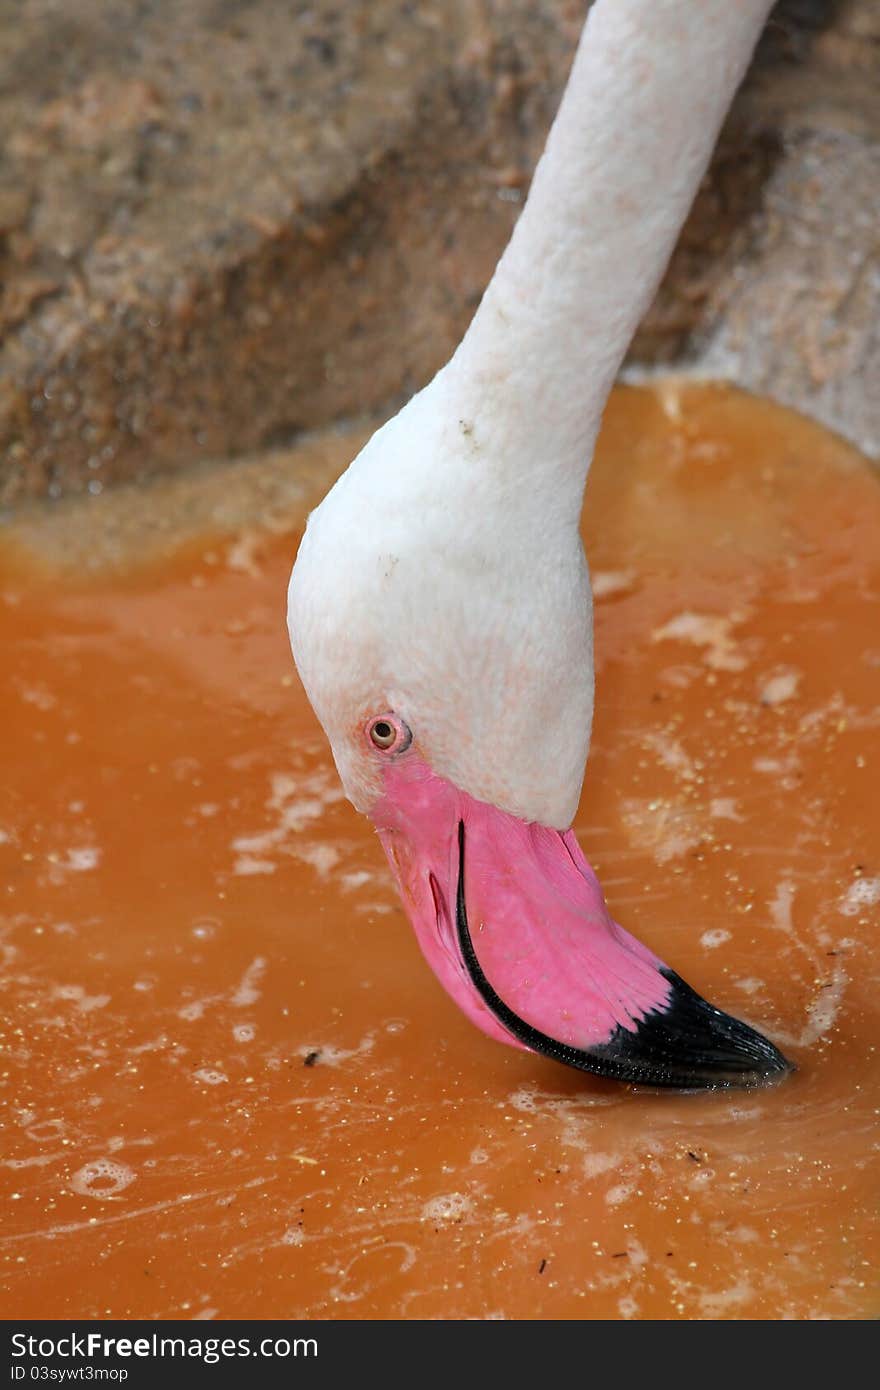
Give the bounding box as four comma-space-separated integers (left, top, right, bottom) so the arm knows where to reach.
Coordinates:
287, 0, 792, 1089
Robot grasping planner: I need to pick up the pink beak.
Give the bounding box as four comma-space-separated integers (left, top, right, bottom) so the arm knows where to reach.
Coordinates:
372, 753, 791, 1090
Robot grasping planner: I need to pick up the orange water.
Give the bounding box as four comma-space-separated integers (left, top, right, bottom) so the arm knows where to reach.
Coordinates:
2, 384, 878, 1320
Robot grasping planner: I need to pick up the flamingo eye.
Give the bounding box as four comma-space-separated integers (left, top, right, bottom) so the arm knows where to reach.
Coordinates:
367, 714, 412, 754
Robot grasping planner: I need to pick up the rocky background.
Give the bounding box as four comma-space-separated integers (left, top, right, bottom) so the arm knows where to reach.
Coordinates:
1, 0, 877, 506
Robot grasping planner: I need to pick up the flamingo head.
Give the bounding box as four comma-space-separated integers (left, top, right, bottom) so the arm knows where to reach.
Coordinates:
287, 372, 792, 1090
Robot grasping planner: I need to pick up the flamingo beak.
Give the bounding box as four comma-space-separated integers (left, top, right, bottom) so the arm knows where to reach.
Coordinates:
372, 754, 792, 1090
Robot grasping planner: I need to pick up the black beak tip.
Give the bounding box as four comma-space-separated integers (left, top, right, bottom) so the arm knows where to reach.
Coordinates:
591, 969, 796, 1092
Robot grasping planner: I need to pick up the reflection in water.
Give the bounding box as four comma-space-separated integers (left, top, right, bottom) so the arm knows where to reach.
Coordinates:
1, 385, 878, 1319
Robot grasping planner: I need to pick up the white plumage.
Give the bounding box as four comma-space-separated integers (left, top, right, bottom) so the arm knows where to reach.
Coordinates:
289, 0, 774, 830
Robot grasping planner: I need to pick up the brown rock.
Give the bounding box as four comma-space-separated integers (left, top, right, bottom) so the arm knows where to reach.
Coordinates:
0, 0, 877, 506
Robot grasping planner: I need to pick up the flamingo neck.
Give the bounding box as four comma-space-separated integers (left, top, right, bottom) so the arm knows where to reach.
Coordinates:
443, 0, 773, 515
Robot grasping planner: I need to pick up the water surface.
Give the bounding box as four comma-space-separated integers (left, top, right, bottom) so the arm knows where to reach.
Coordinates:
2, 384, 878, 1319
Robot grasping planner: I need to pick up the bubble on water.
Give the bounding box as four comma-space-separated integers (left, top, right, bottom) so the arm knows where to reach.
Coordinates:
233, 856, 276, 877
70, 1158, 135, 1200
839, 877, 880, 917
700, 928, 731, 949
231, 957, 266, 1008
179, 1003, 203, 1022
699, 1280, 755, 1316
420, 1193, 473, 1223
52, 984, 110, 1013
25, 1118, 65, 1142
592, 569, 636, 599
469, 1147, 489, 1166
62, 848, 101, 872
651, 611, 747, 671
605, 1182, 634, 1206
729, 1226, 759, 1244
6, 1155, 58, 1170
507, 1087, 541, 1113
758, 670, 801, 705
735, 977, 763, 995
582, 1151, 618, 1179
307, 1034, 374, 1068
726, 1105, 763, 1122
233, 1024, 255, 1043
191, 918, 219, 940
341, 870, 373, 891
193, 1068, 228, 1086
296, 844, 340, 879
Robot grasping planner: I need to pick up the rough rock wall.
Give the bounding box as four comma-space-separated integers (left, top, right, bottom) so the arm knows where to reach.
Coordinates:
0, 0, 877, 505
692, 4, 879, 455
